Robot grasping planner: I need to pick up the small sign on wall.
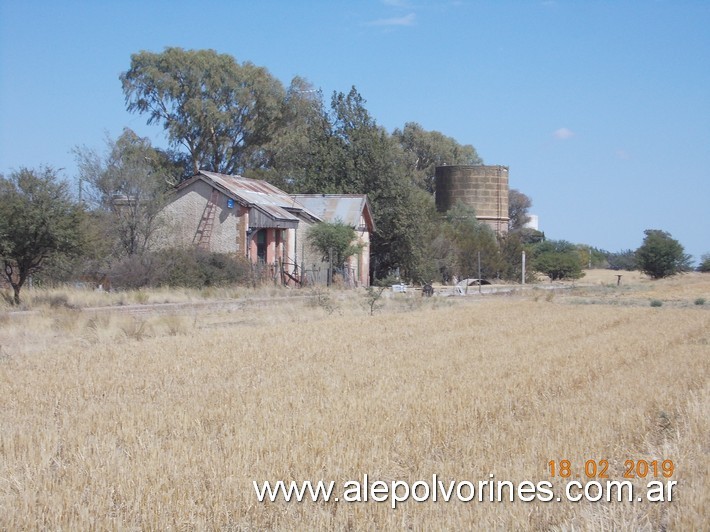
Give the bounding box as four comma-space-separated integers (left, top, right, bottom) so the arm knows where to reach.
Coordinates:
227, 198, 235, 209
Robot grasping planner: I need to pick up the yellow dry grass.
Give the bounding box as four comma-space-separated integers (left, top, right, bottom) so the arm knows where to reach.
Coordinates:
0, 274, 708, 530
0, 283, 301, 312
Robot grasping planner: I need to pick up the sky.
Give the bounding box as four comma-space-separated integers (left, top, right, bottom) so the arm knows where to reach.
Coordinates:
1, 0, 709, 263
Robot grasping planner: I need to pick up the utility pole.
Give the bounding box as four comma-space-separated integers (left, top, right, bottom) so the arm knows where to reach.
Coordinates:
522, 250, 526, 285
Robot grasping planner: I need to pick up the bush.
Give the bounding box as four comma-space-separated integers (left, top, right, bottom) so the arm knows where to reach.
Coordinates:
307, 222, 360, 266
694, 298, 705, 306
606, 249, 637, 271
636, 229, 692, 279
530, 240, 584, 281
650, 299, 663, 307
698, 254, 710, 273
108, 248, 252, 289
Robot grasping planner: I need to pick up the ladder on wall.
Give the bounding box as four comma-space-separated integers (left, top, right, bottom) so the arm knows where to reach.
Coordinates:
195, 188, 220, 250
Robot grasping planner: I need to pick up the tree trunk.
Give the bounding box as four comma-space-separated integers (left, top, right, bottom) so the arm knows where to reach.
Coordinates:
7, 267, 27, 306
12, 283, 21, 306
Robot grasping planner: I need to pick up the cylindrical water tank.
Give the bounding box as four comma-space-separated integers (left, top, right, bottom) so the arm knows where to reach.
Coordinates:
435, 165, 509, 233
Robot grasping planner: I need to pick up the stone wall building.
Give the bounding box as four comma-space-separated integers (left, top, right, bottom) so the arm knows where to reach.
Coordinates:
156, 171, 374, 286
157, 171, 320, 281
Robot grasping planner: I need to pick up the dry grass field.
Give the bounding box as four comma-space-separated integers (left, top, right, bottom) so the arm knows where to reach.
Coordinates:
1, 272, 708, 530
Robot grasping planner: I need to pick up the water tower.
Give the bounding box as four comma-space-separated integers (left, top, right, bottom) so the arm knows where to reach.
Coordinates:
435, 165, 510, 235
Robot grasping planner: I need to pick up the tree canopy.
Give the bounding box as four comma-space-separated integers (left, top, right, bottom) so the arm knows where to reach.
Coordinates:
530, 240, 584, 281
9, 48, 544, 289
260, 86, 444, 280
508, 188, 532, 232
307, 221, 361, 267
121, 47, 285, 176
74, 129, 174, 258
119, 49, 514, 283
393, 122, 482, 193
604, 249, 637, 271
635, 229, 692, 279
442, 203, 501, 280
0, 167, 86, 304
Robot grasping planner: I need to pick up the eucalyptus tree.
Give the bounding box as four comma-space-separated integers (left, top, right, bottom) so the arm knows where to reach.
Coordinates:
393, 122, 482, 193
324, 88, 439, 281
121, 47, 285, 176
251, 76, 341, 192
268, 85, 435, 279
508, 188, 532, 232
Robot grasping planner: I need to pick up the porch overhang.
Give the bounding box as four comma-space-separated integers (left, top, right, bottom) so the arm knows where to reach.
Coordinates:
248, 205, 299, 229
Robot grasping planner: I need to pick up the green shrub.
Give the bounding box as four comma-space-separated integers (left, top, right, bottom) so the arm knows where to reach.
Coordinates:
650, 299, 663, 307
636, 229, 692, 279
530, 240, 585, 281
694, 298, 706, 306
307, 221, 360, 266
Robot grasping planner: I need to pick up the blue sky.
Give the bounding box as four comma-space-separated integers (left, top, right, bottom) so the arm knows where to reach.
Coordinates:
1, 0, 708, 262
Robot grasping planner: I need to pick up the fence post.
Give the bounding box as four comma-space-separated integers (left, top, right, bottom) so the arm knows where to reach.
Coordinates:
478, 251, 482, 294
328, 248, 333, 287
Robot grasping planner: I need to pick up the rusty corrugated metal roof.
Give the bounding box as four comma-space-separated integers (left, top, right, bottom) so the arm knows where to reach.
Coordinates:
291, 194, 375, 232
183, 171, 321, 224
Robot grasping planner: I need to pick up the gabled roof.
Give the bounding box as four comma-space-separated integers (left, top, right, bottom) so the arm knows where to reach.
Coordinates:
291, 194, 376, 232
177, 171, 321, 225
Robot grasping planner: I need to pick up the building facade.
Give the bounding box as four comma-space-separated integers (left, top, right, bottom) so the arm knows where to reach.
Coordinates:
292, 194, 375, 287
157, 171, 374, 286
157, 171, 320, 280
